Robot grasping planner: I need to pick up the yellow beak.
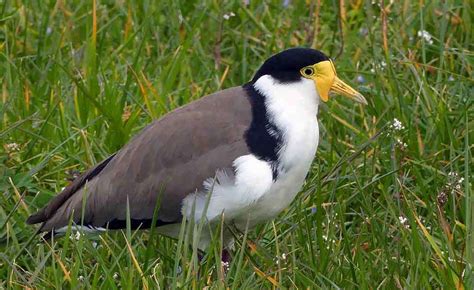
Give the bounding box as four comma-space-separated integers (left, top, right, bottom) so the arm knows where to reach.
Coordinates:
330, 76, 368, 105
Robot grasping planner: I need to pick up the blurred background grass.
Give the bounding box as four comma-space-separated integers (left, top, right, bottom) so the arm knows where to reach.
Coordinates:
0, 0, 472, 288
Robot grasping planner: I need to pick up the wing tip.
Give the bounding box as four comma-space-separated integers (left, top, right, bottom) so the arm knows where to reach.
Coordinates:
26, 211, 46, 225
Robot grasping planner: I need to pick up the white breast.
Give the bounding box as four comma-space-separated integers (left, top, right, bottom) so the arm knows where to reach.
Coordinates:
234, 76, 320, 228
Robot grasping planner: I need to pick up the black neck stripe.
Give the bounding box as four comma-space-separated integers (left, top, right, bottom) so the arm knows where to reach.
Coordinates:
243, 83, 283, 179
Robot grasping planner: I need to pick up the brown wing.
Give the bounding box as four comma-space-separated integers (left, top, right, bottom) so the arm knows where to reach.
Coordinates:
27, 86, 252, 232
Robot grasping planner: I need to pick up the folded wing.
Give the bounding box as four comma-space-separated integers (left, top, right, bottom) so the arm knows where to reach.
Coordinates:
27, 87, 252, 233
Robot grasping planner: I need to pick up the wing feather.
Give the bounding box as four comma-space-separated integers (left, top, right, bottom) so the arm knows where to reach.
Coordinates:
28, 86, 252, 232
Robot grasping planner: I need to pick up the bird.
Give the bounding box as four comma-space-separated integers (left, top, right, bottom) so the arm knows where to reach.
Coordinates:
27, 48, 367, 262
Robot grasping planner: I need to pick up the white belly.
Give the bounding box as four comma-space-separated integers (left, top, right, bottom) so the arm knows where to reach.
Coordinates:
234, 164, 311, 229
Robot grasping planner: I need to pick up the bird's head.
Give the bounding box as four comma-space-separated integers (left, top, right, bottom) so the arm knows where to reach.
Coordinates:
251, 48, 367, 105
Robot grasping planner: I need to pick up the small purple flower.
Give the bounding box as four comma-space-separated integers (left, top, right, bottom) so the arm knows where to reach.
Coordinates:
356, 75, 366, 84
359, 27, 368, 37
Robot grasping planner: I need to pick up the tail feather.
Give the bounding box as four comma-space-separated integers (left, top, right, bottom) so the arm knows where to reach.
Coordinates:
26, 153, 116, 229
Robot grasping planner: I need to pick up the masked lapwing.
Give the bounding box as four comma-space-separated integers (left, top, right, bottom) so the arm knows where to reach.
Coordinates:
27, 48, 367, 258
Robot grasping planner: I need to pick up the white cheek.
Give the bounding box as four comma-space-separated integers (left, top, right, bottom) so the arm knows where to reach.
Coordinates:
254, 76, 319, 118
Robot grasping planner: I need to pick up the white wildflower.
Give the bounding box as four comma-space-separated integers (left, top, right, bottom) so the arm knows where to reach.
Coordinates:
417, 30, 434, 45
448, 171, 458, 178
5, 142, 20, 152
390, 118, 405, 131
223, 12, 235, 20
398, 216, 410, 229
390, 256, 406, 263
396, 138, 407, 149
78, 275, 84, 282
275, 252, 288, 265
69, 231, 82, 241
221, 261, 230, 271
371, 60, 388, 72
446, 172, 464, 193
113, 272, 119, 280
92, 241, 98, 248
46, 27, 53, 35
448, 75, 455, 82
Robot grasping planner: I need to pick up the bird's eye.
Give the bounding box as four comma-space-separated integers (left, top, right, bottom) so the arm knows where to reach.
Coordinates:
301, 67, 315, 78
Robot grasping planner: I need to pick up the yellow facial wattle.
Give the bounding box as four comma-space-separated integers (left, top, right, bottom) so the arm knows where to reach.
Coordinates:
300, 60, 367, 105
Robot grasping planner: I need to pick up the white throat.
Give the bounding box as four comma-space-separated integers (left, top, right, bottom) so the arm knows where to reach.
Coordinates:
253, 75, 320, 173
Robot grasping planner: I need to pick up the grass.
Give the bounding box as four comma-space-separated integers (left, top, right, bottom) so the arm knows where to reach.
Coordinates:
0, 0, 472, 288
